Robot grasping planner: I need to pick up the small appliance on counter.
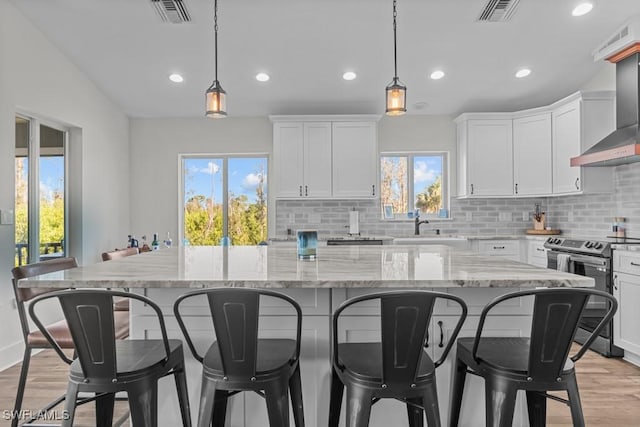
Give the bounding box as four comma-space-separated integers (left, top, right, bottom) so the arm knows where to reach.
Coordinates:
297, 230, 318, 259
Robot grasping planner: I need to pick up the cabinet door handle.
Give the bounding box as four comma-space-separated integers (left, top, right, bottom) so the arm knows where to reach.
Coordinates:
372, 185, 375, 196
614, 275, 618, 291
438, 321, 444, 348
536, 248, 545, 252
630, 262, 640, 267
575, 178, 580, 190
471, 184, 474, 195
424, 329, 429, 348
299, 186, 303, 196
515, 183, 518, 194
305, 185, 308, 196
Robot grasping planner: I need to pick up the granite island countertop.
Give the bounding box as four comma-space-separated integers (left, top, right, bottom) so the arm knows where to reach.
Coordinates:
18, 245, 594, 289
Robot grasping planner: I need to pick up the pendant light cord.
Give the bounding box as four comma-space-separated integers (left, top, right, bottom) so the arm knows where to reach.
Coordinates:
214, 0, 219, 82
393, 0, 398, 80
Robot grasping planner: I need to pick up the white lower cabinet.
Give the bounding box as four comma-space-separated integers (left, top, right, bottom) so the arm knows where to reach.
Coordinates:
474, 239, 521, 262
613, 250, 640, 365
527, 239, 549, 268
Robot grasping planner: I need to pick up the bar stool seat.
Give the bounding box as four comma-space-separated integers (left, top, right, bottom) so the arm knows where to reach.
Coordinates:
203, 339, 297, 374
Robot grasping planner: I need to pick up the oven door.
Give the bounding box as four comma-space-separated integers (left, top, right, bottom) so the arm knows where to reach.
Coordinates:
547, 250, 620, 356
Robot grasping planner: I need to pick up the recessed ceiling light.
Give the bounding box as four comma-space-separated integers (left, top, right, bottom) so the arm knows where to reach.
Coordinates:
413, 101, 429, 110
572, 2, 593, 17
256, 73, 270, 82
343, 71, 357, 81
515, 68, 531, 78
169, 73, 184, 83
430, 70, 445, 80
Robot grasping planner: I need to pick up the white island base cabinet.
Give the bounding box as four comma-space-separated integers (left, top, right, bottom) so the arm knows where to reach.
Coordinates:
613, 250, 640, 367
131, 287, 535, 426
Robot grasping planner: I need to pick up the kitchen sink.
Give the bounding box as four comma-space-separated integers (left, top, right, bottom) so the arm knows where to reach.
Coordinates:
393, 235, 469, 248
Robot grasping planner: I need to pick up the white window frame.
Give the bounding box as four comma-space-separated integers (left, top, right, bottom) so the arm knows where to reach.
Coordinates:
379, 151, 450, 220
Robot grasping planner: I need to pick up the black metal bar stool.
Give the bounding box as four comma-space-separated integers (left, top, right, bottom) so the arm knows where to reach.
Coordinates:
174, 288, 305, 427
329, 291, 468, 427
28, 289, 192, 427
448, 287, 617, 427
11, 258, 130, 427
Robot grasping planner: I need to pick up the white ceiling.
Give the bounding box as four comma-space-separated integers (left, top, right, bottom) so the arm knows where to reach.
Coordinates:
9, 0, 640, 118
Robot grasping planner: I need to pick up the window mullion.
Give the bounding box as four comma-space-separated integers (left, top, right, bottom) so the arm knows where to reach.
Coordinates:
28, 119, 40, 263
222, 157, 229, 240
407, 155, 414, 212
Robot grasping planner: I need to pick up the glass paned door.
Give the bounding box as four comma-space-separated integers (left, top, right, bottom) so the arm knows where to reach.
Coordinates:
14, 116, 68, 266
228, 158, 267, 245
183, 158, 224, 245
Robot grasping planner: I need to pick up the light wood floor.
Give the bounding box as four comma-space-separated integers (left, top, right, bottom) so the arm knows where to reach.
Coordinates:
0, 348, 639, 426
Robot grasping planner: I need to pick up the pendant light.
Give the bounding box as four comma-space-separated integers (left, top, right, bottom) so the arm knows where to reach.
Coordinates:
385, 0, 406, 116
205, 0, 227, 118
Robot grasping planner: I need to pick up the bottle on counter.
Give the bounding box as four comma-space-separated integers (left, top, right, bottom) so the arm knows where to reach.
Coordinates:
164, 232, 173, 248
127, 234, 132, 248
151, 233, 160, 251
130, 235, 139, 248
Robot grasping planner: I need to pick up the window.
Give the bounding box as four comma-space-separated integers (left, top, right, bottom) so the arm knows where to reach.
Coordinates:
181, 155, 268, 246
380, 153, 448, 219
15, 115, 68, 266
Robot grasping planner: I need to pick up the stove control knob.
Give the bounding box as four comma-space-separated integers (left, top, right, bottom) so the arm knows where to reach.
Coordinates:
594, 243, 603, 250
546, 237, 554, 243
554, 238, 561, 244
585, 241, 594, 248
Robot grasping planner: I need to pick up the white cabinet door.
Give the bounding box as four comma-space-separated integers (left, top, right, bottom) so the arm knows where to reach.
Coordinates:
552, 100, 582, 194
331, 121, 377, 198
476, 240, 521, 262
613, 272, 640, 356
303, 122, 332, 198
467, 119, 513, 196
513, 113, 552, 196
527, 240, 548, 268
274, 122, 304, 198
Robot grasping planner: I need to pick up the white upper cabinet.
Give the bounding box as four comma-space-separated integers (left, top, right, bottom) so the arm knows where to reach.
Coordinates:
552, 92, 615, 195
456, 91, 614, 198
457, 116, 513, 197
513, 112, 552, 196
271, 116, 379, 199
273, 121, 331, 198
331, 121, 378, 198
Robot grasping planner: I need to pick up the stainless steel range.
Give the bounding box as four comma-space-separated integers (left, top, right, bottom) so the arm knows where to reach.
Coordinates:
544, 237, 623, 357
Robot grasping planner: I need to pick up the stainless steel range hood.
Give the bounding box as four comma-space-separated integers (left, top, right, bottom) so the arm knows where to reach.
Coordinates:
571, 53, 640, 167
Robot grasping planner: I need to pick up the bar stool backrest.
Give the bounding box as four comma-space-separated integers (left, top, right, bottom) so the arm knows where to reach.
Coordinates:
11, 257, 78, 340
472, 288, 618, 382
28, 289, 171, 380
102, 247, 139, 261
174, 288, 303, 379
333, 291, 468, 387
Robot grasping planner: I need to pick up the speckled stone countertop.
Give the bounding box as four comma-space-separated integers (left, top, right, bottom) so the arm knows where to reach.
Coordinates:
19, 245, 593, 289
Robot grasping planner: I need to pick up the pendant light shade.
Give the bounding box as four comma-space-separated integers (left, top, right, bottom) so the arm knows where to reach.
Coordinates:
206, 80, 227, 118
386, 0, 406, 116
205, 0, 227, 118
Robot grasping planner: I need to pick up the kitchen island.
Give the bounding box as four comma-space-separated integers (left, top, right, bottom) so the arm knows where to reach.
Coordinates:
19, 245, 594, 426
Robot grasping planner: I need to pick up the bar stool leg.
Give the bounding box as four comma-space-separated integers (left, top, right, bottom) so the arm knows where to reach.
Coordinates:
289, 364, 305, 426
197, 377, 217, 427
265, 378, 291, 426
448, 357, 467, 427
11, 349, 32, 427
422, 382, 441, 427
525, 390, 547, 427
62, 382, 80, 427
328, 368, 345, 427
173, 362, 192, 427
95, 392, 116, 427
211, 390, 228, 427
566, 377, 586, 427
345, 385, 372, 427
406, 397, 424, 427
484, 377, 517, 427
128, 381, 158, 427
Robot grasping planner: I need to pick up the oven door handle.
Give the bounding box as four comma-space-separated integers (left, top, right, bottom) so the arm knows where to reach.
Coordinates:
567, 254, 609, 268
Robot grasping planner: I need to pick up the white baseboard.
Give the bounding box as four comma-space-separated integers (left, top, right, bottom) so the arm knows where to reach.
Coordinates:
0, 340, 26, 372
623, 351, 640, 368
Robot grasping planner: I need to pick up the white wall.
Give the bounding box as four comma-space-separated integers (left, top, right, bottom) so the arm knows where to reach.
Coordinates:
0, 0, 130, 369
129, 117, 273, 241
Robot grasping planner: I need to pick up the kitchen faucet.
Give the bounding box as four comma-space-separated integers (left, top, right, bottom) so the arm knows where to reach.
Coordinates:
414, 212, 430, 235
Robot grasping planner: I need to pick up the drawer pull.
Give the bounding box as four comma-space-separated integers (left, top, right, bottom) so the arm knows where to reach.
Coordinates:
630, 262, 640, 267
536, 248, 545, 252
438, 321, 444, 348
493, 246, 505, 250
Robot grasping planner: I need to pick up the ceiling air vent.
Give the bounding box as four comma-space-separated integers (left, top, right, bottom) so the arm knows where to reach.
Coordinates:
151, 0, 191, 24
593, 17, 640, 62
477, 0, 521, 22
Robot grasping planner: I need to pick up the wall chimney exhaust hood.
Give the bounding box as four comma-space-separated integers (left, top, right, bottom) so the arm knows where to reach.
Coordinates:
571, 17, 640, 167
